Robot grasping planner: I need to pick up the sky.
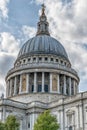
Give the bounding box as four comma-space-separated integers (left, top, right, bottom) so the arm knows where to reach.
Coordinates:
0, 0, 87, 96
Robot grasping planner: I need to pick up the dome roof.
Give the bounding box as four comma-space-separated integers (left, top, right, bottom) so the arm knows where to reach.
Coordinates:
18, 35, 69, 61
17, 5, 69, 61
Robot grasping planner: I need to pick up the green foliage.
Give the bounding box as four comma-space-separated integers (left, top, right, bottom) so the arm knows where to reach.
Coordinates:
0, 115, 20, 130
5, 115, 20, 130
0, 122, 5, 130
34, 110, 59, 130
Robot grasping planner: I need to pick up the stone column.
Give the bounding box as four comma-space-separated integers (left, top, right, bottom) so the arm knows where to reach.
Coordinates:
57, 74, 60, 93
73, 80, 76, 95
6, 81, 9, 97
3, 107, 6, 122
42, 72, 44, 92
8, 80, 10, 97
34, 72, 37, 92
10, 79, 12, 96
64, 75, 66, 95
50, 73, 52, 92
26, 74, 29, 93
14, 76, 17, 95
69, 77, 71, 95
19, 75, 22, 94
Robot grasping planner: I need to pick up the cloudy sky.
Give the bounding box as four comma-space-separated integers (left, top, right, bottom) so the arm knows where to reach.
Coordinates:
0, 0, 87, 96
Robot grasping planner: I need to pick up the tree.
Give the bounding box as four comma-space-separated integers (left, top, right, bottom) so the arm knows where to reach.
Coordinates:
5, 115, 20, 130
34, 110, 59, 130
0, 122, 5, 130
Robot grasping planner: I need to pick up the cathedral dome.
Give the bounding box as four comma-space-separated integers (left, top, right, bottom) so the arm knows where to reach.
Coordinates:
6, 4, 79, 100
18, 35, 68, 61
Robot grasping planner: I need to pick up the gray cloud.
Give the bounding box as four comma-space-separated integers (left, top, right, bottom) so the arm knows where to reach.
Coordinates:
0, 53, 15, 76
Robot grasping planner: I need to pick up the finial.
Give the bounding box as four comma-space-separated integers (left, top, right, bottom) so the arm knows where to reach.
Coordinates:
41, 3, 46, 15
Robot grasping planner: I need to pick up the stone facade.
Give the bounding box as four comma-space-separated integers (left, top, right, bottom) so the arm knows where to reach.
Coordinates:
0, 92, 87, 130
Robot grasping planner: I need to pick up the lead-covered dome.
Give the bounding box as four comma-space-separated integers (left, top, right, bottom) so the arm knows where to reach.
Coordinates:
18, 35, 68, 61
17, 4, 69, 62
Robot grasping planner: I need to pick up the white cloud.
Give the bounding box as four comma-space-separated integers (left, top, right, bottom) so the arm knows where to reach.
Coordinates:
22, 25, 36, 40
0, 0, 10, 18
34, 0, 87, 92
0, 32, 20, 96
0, 32, 20, 55
0, 27, 36, 96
